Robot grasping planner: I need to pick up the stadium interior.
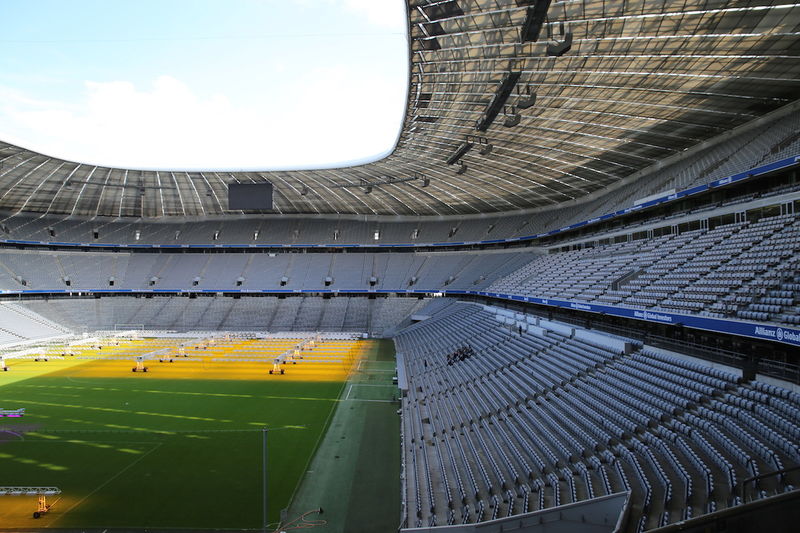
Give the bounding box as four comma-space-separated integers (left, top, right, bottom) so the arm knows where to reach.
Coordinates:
1, 1, 800, 532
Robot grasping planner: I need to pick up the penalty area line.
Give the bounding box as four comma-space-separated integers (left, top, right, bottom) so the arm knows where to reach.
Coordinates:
344, 398, 395, 403
49, 441, 163, 527
285, 370, 351, 514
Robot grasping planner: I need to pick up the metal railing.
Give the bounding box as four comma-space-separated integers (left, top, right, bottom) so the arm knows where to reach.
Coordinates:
740, 465, 800, 502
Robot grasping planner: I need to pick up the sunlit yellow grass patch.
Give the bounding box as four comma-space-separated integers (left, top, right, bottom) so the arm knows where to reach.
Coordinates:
4, 337, 374, 383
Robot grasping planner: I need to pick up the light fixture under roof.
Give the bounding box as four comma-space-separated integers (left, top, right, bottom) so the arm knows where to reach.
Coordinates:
517, 87, 537, 110
467, 135, 493, 156
475, 72, 522, 132
503, 106, 521, 128
412, 171, 430, 187
547, 22, 573, 57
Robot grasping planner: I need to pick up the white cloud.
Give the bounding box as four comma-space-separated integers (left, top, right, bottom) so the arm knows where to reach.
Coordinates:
0, 1, 408, 170
0, 70, 406, 170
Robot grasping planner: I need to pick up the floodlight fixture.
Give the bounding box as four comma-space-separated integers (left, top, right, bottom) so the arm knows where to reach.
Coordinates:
467, 135, 493, 156
412, 172, 430, 187
517, 86, 537, 109
547, 22, 573, 56
503, 106, 521, 128
475, 72, 522, 132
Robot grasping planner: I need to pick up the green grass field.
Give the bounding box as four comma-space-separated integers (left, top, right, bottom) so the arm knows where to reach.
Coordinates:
0, 353, 352, 528
0, 338, 401, 531
287, 340, 401, 533
0, 376, 343, 528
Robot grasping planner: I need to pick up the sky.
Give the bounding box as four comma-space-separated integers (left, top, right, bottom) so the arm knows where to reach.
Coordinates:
0, 0, 408, 170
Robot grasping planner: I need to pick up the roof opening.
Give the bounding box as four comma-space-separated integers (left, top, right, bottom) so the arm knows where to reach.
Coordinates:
0, 1, 408, 170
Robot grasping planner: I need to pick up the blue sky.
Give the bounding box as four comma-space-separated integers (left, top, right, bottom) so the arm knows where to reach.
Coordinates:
0, 0, 408, 170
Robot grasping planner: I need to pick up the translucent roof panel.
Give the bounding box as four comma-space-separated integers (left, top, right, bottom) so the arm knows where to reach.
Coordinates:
0, 0, 799, 217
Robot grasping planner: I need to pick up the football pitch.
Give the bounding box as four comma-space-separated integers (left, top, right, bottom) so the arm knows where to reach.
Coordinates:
0, 336, 397, 530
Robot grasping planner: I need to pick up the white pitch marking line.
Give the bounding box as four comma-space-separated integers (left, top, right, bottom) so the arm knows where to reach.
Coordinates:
51, 442, 163, 526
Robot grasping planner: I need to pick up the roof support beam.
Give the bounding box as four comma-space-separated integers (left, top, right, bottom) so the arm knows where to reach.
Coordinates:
475, 72, 522, 132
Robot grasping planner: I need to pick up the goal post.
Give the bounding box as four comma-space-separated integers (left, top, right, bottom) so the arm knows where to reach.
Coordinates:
113, 324, 145, 339
114, 324, 145, 332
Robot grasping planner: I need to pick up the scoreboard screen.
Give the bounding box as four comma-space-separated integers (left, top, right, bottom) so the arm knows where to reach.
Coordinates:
228, 182, 273, 210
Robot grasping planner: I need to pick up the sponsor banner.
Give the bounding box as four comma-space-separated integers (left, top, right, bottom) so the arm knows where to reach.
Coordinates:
453, 290, 800, 347
3, 285, 799, 346
92, 289, 132, 293
16, 289, 67, 294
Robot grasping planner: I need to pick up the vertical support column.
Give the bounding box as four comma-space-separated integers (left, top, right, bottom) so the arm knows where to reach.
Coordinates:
262, 427, 268, 532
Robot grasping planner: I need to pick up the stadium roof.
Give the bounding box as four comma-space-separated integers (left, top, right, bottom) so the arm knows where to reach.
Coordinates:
1, 0, 799, 218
